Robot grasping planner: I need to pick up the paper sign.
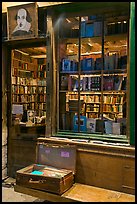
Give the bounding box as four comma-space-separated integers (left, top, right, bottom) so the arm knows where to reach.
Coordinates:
61, 151, 70, 158
12, 104, 23, 114
45, 149, 50, 154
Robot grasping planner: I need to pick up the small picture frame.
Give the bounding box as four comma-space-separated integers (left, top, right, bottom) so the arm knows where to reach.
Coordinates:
27, 110, 35, 124
7, 2, 38, 40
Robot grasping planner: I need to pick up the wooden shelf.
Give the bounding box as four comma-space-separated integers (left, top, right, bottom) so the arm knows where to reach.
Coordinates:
12, 50, 47, 117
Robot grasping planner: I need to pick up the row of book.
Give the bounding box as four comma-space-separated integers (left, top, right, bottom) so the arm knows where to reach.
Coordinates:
12, 68, 46, 79
60, 55, 127, 72
37, 71, 46, 78
37, 103, 46, 110
103, 95, 124, 104
21, 104, 46, 117
103, 76, 126, 91
12, 59, 37, 71
103, 104, 123, 113
12, 76, 46, 86
36, 110, 46, 117
13, 51, 36, 64
81, 20, 127, 38
38, 64, 46, 71
23, 102, 46, 111
72, 116, 123, 135
60, 20, 127, 39
12, 85, 46, 94
86, 118, 123, 135
66, 94, 100, 103
12, 94, 46, 103
86, 104, 100, 112
61, 75, 101, 92
81, 21, 104, 37
37, 94, 46, 102
60, 75, 126, 91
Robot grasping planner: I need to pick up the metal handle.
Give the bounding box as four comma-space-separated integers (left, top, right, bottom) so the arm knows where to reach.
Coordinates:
29, 178, 46, 184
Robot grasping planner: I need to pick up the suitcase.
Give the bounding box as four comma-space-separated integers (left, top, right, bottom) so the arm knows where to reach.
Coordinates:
16, 142, 76, 195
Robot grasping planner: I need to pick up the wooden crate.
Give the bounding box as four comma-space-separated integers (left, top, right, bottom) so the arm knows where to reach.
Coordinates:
16, 142, 76, 195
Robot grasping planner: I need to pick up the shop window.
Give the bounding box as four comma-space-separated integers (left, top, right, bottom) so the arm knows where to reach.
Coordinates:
58, 12, 129, 142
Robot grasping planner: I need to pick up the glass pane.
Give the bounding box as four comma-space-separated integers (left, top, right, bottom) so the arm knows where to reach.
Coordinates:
80, 15, 102, 134
59, 16, 80, 132
103, 14, 128, 136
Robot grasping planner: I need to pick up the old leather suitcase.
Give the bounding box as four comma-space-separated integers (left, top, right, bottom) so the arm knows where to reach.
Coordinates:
16, 142, 76, 195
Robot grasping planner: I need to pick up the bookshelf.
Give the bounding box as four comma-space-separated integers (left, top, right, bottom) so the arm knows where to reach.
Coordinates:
11, 50, 46, 119
59, 14, 128, 134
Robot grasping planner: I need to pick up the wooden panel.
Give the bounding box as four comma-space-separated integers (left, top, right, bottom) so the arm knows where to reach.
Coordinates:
75, 150, 123, 192
8, 138, 37, 178
122, 158, 135, 194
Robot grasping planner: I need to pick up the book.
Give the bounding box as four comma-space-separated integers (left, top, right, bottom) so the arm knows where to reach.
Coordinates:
104, 54, 109, 70
85, 22, 94, 37
114, 76, 123, 90
81, 58, 86, 71
87, 118, 96, 133
96, 119, 104, 133
81, 21, 86, 37
62, 59, 71, 72
60, 76, 69, 90
105, 121, 112, 134
108, 54, 115, 70
112, 122, 121, 135
121, 77, 127, 90
95, 58, 102, 70
93, 21, 102, 36
103, 76, 114, 91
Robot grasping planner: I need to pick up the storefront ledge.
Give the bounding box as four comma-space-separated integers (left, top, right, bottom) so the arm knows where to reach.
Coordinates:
37, 137, 135, 158
14, 183, 135, 202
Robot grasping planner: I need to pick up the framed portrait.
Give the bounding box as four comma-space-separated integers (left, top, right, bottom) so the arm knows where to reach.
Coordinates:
27, 110, 35, 124
7, 2, 38, 40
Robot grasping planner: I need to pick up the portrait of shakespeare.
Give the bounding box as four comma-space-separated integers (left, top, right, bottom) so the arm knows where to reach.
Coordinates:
12, 8, 33, 36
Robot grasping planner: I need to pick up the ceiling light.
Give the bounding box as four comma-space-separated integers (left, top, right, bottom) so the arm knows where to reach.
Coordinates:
15, 49, 29, 56
66, 18, 71, 23
88, 43, 93, 47
31, 55, 47, 58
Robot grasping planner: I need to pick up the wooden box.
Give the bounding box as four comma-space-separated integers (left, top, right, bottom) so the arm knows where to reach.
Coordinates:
16, 142, 76, 195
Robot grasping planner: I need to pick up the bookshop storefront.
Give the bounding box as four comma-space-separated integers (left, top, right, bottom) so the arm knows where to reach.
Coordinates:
2, 2, 135, 198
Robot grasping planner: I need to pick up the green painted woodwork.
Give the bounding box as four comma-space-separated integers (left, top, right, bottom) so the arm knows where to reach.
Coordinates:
54, 131, 128, 144
54, 2, 132, 145
129, 2, 135, 145
52, 2, 129, 16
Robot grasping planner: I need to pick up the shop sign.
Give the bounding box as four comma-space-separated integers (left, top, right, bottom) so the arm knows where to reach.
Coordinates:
7, 2, 38, 40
